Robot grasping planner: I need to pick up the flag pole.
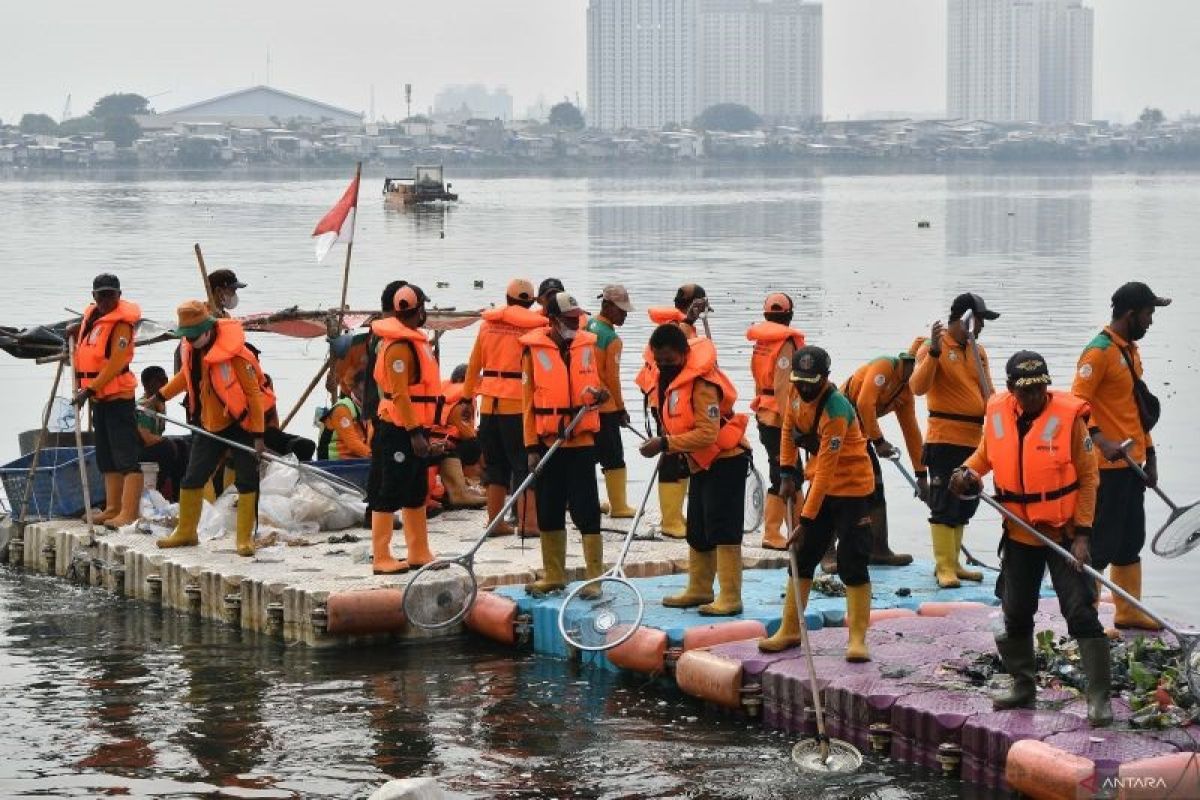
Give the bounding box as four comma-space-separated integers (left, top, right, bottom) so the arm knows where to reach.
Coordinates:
335, 162, 362, 334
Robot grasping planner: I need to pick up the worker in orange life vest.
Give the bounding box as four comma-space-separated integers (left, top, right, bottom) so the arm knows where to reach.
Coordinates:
430, 363, 484, 508
147, 301, 272, 557
639, 323, 751, 616
462, 278, 548, 536
520, 292, 609, 596
364, 282, 441, 575
636, 283, 711, 539
746, 292, 805, 550
69, 273, 143, 530
587, 284, 638, 519
949, 351, 1111, 727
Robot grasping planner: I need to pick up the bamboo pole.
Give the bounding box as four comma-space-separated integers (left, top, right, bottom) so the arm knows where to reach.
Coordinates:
17, 356, 67, 522
194, 243, 221, 316
335, 162, 363, 334
281, 356, 332, 430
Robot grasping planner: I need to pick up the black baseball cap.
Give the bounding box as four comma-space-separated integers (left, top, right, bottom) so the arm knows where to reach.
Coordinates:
209, 269, 247, 290
1005, 350, 1052, 387
791, 345, 831, 383
950, 292, 999, 321
537, 278, 565, 298
92, 273, 121, 293
1111, 282, 1171, 315
674, 283, 707, 307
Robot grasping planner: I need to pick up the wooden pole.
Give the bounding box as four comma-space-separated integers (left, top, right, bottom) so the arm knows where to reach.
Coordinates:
67, 337, 94, 537
281, 356, 332, 430
17, 356, 67, 522
336, 162, 363, 334
194, 243, 221, 316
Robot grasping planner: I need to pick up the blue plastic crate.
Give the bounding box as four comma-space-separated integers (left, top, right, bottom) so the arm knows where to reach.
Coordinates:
310, 458, 371, 491
0, 447, 101, 522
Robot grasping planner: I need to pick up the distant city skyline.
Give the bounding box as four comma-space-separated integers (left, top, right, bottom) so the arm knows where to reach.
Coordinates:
2, 0, 1197, 127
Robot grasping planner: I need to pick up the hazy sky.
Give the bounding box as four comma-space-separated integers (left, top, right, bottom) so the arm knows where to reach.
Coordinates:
2, 0, 1196, 125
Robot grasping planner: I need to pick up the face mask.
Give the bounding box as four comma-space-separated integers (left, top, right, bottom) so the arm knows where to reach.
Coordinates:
190, 330, 214, 349
658, 363, 683, 386
221, 292, 239, 310
796, 381, 823, 402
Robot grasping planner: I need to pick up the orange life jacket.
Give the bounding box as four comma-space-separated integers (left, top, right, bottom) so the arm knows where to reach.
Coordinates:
658, 339, 747, 470
431, 381, 467, 443
520, 329, 602, 439
746, 321, 805, 414
180, 319, 275, 426
371, 318, 442, 427
475, 305, 547, 401
648, 307, 686, 325
985, 390, 1089, 529
74, 299, 141, 399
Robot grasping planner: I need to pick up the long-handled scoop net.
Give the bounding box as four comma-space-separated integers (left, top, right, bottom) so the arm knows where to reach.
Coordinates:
621, 421, 765, 536
969, 489, 1200, 698
883, 450, 998, 572
785, 498, 863, 773
556, 457, 660, 652
403, 406, 593, 630
149, 410, 365, 500
1112, 439, 1200, 559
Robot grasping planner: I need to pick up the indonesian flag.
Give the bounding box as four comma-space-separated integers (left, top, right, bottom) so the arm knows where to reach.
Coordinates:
312, 172, 360, 263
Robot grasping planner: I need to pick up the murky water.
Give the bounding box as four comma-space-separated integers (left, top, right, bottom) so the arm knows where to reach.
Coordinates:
1, 167, 1198, 796
1, 569, 957, 798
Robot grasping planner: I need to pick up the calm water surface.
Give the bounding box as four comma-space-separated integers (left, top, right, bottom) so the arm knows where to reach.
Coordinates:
0, 168, 1197, 796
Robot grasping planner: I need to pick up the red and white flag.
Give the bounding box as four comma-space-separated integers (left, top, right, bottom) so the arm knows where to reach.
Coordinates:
312, 172, 360, 263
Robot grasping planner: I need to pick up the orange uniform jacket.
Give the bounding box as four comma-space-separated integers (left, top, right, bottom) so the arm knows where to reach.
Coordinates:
842, 356, 924, 473
521, 331, 602, 450
324, 400, 371, 459
964, 392, 1098, 547
780, 386, 875, 520
75, 300, 141, 401
910, 333, 993, 448
585, 315, 626, 414
161, 321, 266, 434
464, 305, 547, 416
1071, 326, 1153, 469
746, 321, 804, 427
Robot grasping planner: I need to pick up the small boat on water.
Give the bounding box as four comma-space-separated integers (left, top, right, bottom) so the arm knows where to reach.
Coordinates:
383, 165, 458, 206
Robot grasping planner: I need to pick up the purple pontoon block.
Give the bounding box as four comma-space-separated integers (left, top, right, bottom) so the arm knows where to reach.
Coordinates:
960, 710, 1085, 790
873, 614, 976, 639
760, 654, 881, 734
1042, 729, 1177, 786
824, 672, 919, 750
891, 689, 994, 769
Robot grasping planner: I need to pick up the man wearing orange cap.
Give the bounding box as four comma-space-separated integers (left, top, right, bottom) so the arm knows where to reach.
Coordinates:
70, 273, 144, 530
521, 292, 609, 595
146, 300, 270, 557
841, 348, 926, 566
636, 283, 711, 538
587, 284, 637, 518
364, 282, 441, 574
462, 278, 548, 537
746, 292, 805, 550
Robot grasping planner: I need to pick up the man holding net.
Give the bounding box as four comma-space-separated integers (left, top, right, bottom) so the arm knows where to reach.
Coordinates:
639, 323, 750, 617
950, 352, 1112, 727
760, 346, 875, 661
1071, 281, 1170, 631
520, 292, 609, 597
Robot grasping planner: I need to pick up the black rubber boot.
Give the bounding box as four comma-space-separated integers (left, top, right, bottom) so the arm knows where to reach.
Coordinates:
1077, 636, 1114, 727
993, 632, 1037, 710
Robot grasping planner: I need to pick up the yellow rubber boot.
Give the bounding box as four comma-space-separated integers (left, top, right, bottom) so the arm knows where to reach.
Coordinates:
759, 578, 811, 652
658, 480, 688, 539
662, 548, 716, 607
526, 530, 568, 596
603, 468, 637, 518
441, 458, 485, 508
931, 523, 961, 588
845, 583, 872, 662
1110, 563, 1163, 630
105, 471, 145, 529
157, 487, 203, 549
92, 472, 123, 524
760, 494, 788, 550
235, 491, 257, 557
371, 511, 409, 574
699, 545, 744, 616
485, 484, 515, 537
579, 534, 605, 599
402, 507, 435, 567
954, 526, 983, 582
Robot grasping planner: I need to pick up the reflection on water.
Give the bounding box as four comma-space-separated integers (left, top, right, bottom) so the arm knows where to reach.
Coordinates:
0, 570, 961, 799
946, 174, 1092, 261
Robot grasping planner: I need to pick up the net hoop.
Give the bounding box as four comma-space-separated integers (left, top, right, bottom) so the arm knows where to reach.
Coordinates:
743, 464, 766, 534
791, 738, 863, 773
557, 576, 645, 652
1150, 503, 1200, 559
402, 559, 479, 630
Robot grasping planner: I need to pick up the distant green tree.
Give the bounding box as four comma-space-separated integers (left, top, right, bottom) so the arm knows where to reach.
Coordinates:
57, 115, 103, 135
90, 93, 151, 119
177, 138, 220, 167
1138, 107, 1165, 128
19, 113, 58, 135
103, 115, 142, 147
548, 101, 585, 130
695, 103, 762, 132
